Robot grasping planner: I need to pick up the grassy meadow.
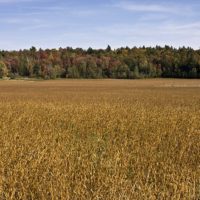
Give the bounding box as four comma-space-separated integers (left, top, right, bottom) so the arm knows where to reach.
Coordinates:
0, 79, 200, 199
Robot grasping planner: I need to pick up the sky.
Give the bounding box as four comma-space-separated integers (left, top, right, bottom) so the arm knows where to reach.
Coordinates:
0, 0, 200, 50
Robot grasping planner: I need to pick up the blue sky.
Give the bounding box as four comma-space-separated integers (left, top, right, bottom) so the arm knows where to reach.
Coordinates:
0, 0, 200, 50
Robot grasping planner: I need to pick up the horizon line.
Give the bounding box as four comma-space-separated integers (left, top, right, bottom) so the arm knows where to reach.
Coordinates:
1, 45, 199, 52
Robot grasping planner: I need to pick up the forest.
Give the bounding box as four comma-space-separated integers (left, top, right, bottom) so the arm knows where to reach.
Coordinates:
0, 45, 200, 79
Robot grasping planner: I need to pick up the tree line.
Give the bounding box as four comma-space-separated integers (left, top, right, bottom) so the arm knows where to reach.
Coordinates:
0, 45, 200, 79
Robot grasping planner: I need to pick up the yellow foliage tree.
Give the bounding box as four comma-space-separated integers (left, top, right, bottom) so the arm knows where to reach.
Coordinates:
0, 61, 8, 78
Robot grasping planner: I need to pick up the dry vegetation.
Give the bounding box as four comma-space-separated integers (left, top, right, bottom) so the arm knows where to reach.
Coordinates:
0, 79, 200, 200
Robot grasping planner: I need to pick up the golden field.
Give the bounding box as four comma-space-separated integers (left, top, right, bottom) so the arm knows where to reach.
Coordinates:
0, 79, 199, 200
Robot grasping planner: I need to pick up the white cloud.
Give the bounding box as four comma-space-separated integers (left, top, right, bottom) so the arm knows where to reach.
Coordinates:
20, 24, 51, 31
0, 0, 199, 50
0, 16, 43, 25
0, 0, 32, 3
92, 20, 200, 49
115, 1, 192, 14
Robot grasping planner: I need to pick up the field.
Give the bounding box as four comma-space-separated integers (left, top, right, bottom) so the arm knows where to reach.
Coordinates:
0, 79, 199, 200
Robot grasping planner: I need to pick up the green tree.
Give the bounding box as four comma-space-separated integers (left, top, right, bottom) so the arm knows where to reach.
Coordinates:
33, 64, 41, 77
67, 65, 80, 78
132, 66, 140, 79
19, 56, 29, 76
106, 45, 112, 52
0, 61, 8, 78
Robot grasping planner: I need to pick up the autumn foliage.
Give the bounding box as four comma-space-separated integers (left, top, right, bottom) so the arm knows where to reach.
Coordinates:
0, 46, 200, 79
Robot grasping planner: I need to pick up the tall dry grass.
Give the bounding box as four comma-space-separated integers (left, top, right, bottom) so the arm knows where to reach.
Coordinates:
0, 79, 199, 199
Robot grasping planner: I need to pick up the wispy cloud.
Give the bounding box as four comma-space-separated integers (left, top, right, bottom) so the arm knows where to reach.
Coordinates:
0, 17, 42, 24
0, 0, 33, 3
0, 0, 200, 50
20, 24, 52, 31
115, 1, 192, 14
95, 21, 200, 37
